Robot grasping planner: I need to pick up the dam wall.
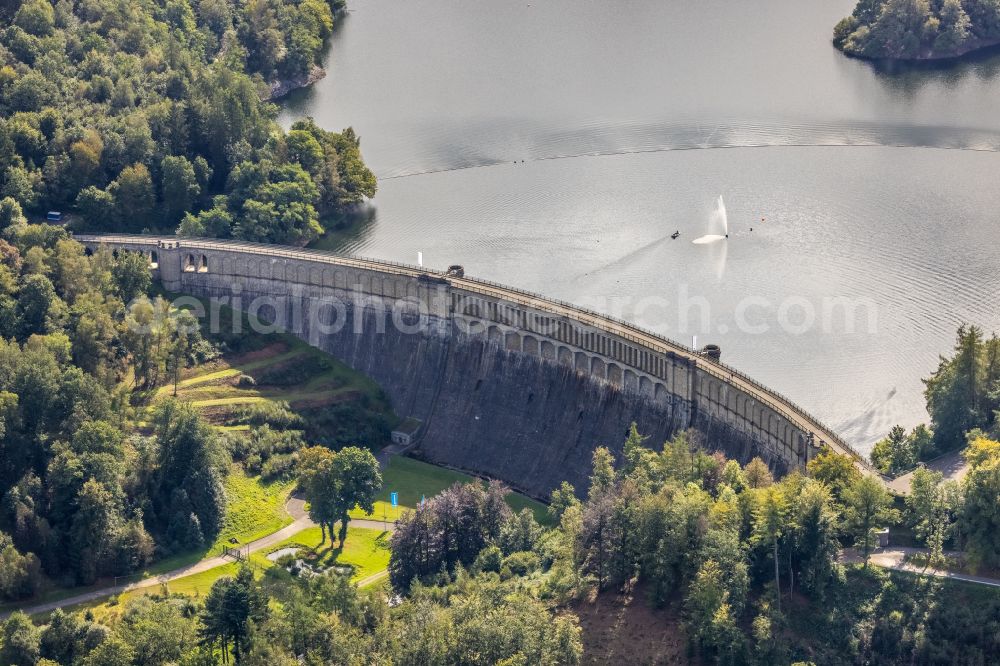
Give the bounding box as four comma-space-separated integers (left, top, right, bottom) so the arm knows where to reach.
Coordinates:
77, 234, 873, 497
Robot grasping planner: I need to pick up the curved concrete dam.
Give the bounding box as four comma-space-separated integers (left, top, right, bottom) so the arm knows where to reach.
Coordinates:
77, 234, 874, 497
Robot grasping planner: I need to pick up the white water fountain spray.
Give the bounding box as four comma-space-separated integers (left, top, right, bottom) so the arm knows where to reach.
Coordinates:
692, 195, 729, 244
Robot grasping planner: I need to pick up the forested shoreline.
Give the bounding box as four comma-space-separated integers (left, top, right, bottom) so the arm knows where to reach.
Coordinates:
834, 0, 1000, 61
870, 325, 999, 476
0, 0, 375, 246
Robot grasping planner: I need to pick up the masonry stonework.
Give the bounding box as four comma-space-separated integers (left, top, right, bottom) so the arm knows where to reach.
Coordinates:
78, 235, 870, 498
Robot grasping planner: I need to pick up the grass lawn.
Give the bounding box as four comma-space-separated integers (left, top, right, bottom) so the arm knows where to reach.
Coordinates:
351, 455, 552, 526
259, 525, 391, 582
211, 467, 295, 549
138, 466, 294, 576
94, 526, 389, 615
149, 563, 242, 599
162, 295, 395, 431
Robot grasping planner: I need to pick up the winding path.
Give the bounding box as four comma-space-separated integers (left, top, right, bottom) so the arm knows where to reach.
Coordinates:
1, 497, 394, 619
841, 547, 1000, 589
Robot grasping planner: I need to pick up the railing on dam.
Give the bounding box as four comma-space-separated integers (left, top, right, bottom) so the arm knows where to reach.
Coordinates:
74, 233, 875, 472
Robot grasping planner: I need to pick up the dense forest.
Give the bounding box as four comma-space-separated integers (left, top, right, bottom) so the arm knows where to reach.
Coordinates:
0, 227, 231, 596
4, 422, 1000, 664
834, 0, 1000, 60
0, 226, 389, 602
0, 0, 375, 245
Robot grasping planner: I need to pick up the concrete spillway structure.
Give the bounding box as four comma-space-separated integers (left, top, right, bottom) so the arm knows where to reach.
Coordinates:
77, 234, 874, 497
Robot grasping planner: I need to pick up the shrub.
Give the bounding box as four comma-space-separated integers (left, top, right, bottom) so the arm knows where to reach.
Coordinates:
301, 403, 391, 450
232, 402, 304, 430
226, 425, 304, 474
253, 355, 332, 386
261, 453, 299, 482
474, 545, 502, 574
0, 543, 42, 600
501, 551, 539, 579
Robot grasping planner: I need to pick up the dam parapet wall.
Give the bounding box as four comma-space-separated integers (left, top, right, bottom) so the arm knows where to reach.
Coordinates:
76, 234, 876, 497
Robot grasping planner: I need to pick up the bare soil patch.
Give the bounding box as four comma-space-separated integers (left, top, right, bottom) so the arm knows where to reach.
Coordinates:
572, 588, 696, 666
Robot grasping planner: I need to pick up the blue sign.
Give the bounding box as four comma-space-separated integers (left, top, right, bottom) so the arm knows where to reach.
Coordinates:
420, 495, 426, 508
390, 492, 398, 507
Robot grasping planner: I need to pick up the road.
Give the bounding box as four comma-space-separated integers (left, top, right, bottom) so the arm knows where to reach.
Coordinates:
2, 497, 394, 619
841, 547, 1000, 589
887, 449, 970, 495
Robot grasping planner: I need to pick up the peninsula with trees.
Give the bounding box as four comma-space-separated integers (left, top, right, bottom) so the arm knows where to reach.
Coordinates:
0, 0, 375, 247
834, 0, 1000, 61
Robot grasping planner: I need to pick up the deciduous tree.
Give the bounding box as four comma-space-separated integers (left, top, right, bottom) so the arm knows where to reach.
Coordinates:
843, 475, 897, 567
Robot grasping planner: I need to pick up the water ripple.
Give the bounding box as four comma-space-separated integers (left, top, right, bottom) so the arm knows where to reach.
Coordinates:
377, 120, 1000, 180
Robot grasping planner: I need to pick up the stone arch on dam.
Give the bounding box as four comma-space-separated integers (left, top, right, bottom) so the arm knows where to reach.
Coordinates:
73, 234, 875, 497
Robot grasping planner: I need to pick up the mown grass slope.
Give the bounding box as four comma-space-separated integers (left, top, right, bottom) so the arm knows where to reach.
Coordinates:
351, 455, 552, 526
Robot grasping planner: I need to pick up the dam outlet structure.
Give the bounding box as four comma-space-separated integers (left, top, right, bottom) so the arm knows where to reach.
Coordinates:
77, 234, 875, 498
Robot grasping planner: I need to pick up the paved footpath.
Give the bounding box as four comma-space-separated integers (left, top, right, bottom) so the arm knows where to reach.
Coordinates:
2, 497, 394, 619
841, 547, 1000, 589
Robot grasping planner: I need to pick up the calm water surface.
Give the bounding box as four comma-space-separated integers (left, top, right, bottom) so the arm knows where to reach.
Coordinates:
280, 0, 1000, 453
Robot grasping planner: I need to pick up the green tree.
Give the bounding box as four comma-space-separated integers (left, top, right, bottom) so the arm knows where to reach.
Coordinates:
807, 448, 861, 502
160, 155, 200, 226
0, 611, 41, 666
299, 445, 381, 547
548, 481, 579, 521
8, 73, 51, 114
16, 273, 63, 338
286, 129, 325, 175
0, 539, 41, 600
906, 466, 959, 566
75, 186, 115, 230
201, 566, 268, 664
123, 296, 172, 389
81, 635, 134, 666
109, 164, 155, 232
843, 475, 897, 567
14, 0, 55, 37
115, 596, 197, 665
68, 131, 103, 189
177, 195, 232, 237
329, 127, 377, 205
0, 196, 26, 228
753, 485, 788, 612
684, 559, 745, 662
744, 457, 773, 489
588, 446, 615, 497
153, 400, 226, 537
231, 162, 323, 244
961, 435, 1000, 566
111, 250, 151, 304
39, 608, 85, 665
871, 424, 917, 476
791, 481, 839, 600
924, 324, 988, 451
935, 0, 972, 51
328, 446, 382, 546
70, 478, 123, 583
